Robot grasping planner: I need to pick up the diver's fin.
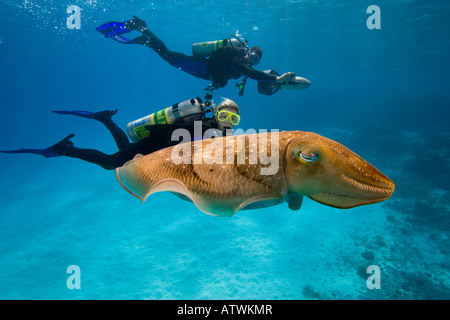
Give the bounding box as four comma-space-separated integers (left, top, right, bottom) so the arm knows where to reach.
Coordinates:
1, 134, 75, 158
96, 16, 147, 38
53, 110, 117, 122
95, 21, 131, 38
53, 110, 95, 118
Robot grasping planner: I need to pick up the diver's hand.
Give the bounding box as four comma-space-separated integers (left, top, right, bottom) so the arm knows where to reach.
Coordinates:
276, 72, 296, 84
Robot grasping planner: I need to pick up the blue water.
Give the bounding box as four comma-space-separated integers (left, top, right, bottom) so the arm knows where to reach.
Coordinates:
0, 0, 449, 299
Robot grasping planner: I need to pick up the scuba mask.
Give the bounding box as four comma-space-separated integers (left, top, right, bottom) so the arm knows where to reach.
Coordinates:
217, 110, 240, 126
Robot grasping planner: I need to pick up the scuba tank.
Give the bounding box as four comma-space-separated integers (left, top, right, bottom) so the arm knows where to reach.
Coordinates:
126, 98, 205, 142
192, 35, 247, 57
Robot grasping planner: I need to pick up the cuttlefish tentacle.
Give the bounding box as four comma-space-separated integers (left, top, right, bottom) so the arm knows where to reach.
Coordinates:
116, 131, 395, 216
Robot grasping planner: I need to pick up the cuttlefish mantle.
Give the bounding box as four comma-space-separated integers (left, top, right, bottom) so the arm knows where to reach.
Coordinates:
116, 131, 395, 217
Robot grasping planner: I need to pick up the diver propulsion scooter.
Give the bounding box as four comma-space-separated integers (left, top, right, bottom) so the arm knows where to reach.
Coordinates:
257, 70, 311, 96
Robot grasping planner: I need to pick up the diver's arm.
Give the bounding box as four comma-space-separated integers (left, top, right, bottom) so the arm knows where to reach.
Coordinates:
275, 72, 296, 83
233, 62, 277, 82
234, 62, 296, 83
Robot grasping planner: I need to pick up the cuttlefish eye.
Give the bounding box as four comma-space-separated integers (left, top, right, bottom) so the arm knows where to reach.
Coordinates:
295, 149, 320, 164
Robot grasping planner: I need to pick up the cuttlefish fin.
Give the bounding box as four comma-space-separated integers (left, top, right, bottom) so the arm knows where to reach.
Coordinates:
115, 154, 148, 201
149, 179, 231, 218
150, 179, 226, 217
235, 194, 285, 212
116, 161, 244, 217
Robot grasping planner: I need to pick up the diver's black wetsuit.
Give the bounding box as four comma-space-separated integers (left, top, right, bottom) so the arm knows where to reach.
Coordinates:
64, 117, 226, 170
134, 29, 277, 88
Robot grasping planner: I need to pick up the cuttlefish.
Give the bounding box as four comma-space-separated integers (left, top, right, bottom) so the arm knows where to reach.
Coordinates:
116, 131, 395, 217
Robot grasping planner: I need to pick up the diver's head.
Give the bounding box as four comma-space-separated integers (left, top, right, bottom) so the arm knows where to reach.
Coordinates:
215, 98, 240, 131
246, 46, 262, 66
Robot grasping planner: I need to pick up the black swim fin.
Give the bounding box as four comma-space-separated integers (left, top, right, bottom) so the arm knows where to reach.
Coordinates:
53, 109, 117, 122
1, 134, 75, 158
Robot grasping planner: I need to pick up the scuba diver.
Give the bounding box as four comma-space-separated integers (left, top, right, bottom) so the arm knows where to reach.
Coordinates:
95, 16, 300, 94
1, 98, 240, 170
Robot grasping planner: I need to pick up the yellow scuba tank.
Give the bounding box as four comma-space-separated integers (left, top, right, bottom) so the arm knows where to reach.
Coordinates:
192, 36, 247, 57
126, 98, 205, 142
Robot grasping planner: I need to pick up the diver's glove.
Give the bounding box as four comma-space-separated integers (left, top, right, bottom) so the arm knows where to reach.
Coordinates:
276, 72, 296, 84
124, 16, 147, 32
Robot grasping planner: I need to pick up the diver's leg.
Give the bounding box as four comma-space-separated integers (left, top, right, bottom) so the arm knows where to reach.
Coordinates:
2, 134, 127, 170
132, 28, 182, 65
64, 147, 123, 170
132, 29, 210, 80
63, 128, 176, 170
1, 134, 75, 158
97, 17, 210, 78
53, 110, 130, 150
101, 119, 130, 150
65, 140, 158, 170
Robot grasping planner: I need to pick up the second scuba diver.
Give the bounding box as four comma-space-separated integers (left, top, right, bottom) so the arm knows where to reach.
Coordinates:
95, 16, 298, 91
1, 98, 240, 170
